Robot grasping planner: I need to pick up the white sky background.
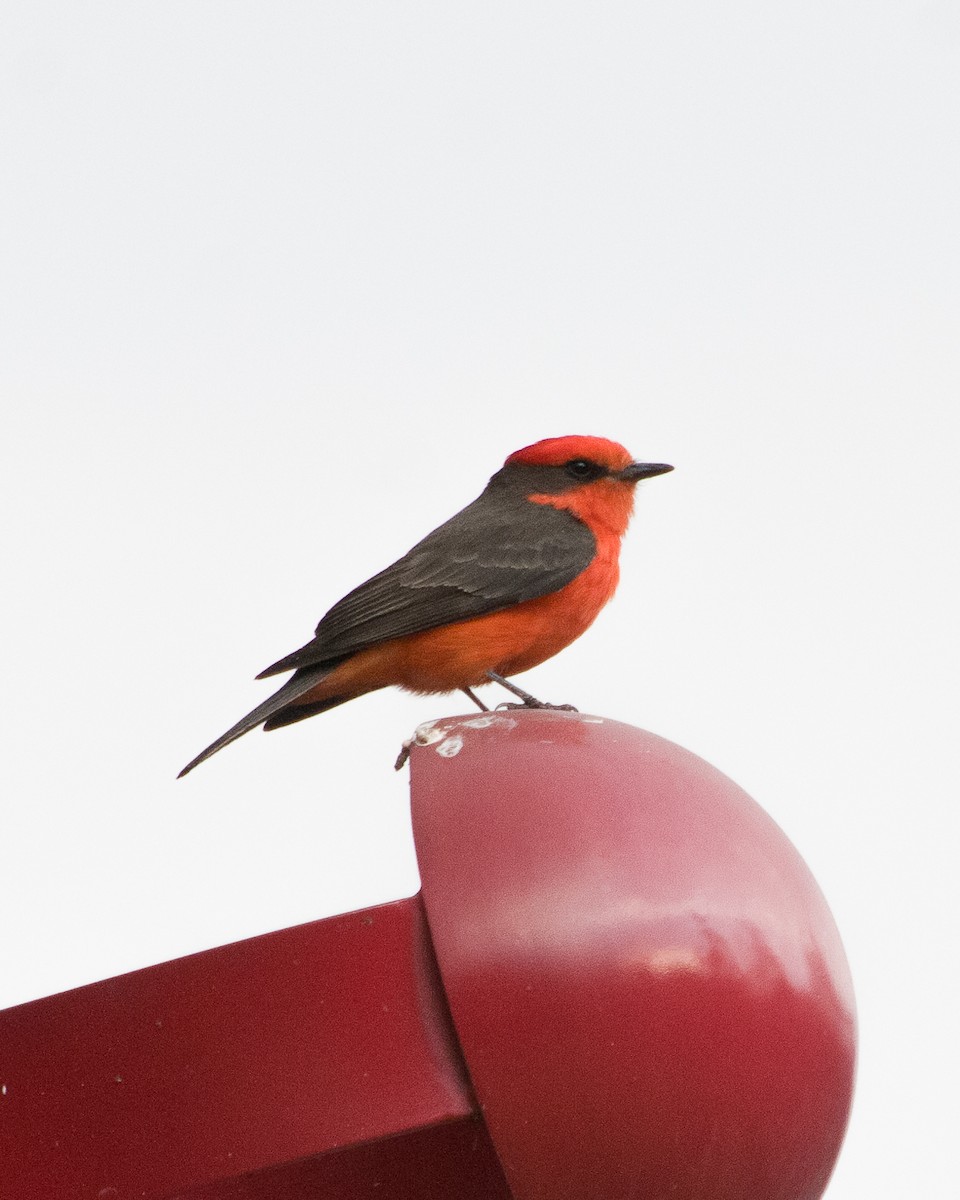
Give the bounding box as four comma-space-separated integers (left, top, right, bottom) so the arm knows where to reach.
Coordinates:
2, 3, 958, 1194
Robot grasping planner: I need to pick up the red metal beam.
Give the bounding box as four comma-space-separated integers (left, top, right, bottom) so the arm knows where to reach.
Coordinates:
0, 897, 490, 1198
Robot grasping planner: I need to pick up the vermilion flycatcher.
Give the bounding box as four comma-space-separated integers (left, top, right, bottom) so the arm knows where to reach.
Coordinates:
179, 435, 671, 775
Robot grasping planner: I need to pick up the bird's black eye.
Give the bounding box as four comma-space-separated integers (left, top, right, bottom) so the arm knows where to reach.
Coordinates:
564, 458, 604, 481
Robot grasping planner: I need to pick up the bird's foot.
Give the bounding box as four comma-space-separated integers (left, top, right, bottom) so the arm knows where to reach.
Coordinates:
495, 700, 579, 712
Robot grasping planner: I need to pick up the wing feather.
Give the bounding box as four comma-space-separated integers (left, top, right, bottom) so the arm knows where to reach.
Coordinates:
257, 494, 595, 678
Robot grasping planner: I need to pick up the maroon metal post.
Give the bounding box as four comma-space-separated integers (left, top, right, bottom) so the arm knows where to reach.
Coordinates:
0, 711, 855, 1198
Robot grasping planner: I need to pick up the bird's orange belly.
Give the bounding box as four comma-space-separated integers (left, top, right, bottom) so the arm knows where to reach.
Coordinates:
313, 553, 621, 699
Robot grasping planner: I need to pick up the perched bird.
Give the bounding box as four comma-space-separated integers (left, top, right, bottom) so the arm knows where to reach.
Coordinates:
179, 435, 671, 776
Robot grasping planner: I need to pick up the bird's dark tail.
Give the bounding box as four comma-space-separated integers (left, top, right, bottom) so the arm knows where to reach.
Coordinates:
178, 665, 342, 777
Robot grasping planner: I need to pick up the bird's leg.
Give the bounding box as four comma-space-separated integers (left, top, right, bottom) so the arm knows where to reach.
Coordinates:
485, 671, 578, 712
461, 687, 490, 712
486, 672, 540, 705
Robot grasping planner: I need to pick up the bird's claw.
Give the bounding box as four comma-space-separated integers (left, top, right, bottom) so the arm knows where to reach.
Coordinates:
495, 700, 579, 712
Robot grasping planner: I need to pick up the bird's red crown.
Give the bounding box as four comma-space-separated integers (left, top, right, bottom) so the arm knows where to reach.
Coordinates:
506, 435, 633, 472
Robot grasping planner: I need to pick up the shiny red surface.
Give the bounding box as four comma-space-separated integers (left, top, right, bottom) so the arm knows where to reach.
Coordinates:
411, 711, 856, 1200
0, 898, 478, 1199
3, 711, 855, 1199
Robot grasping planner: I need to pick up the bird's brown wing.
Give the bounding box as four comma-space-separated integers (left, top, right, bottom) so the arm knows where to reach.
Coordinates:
257, 495, 596, 677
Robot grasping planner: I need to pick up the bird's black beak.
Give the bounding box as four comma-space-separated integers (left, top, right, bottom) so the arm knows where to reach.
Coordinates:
617, 461, 674, 482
